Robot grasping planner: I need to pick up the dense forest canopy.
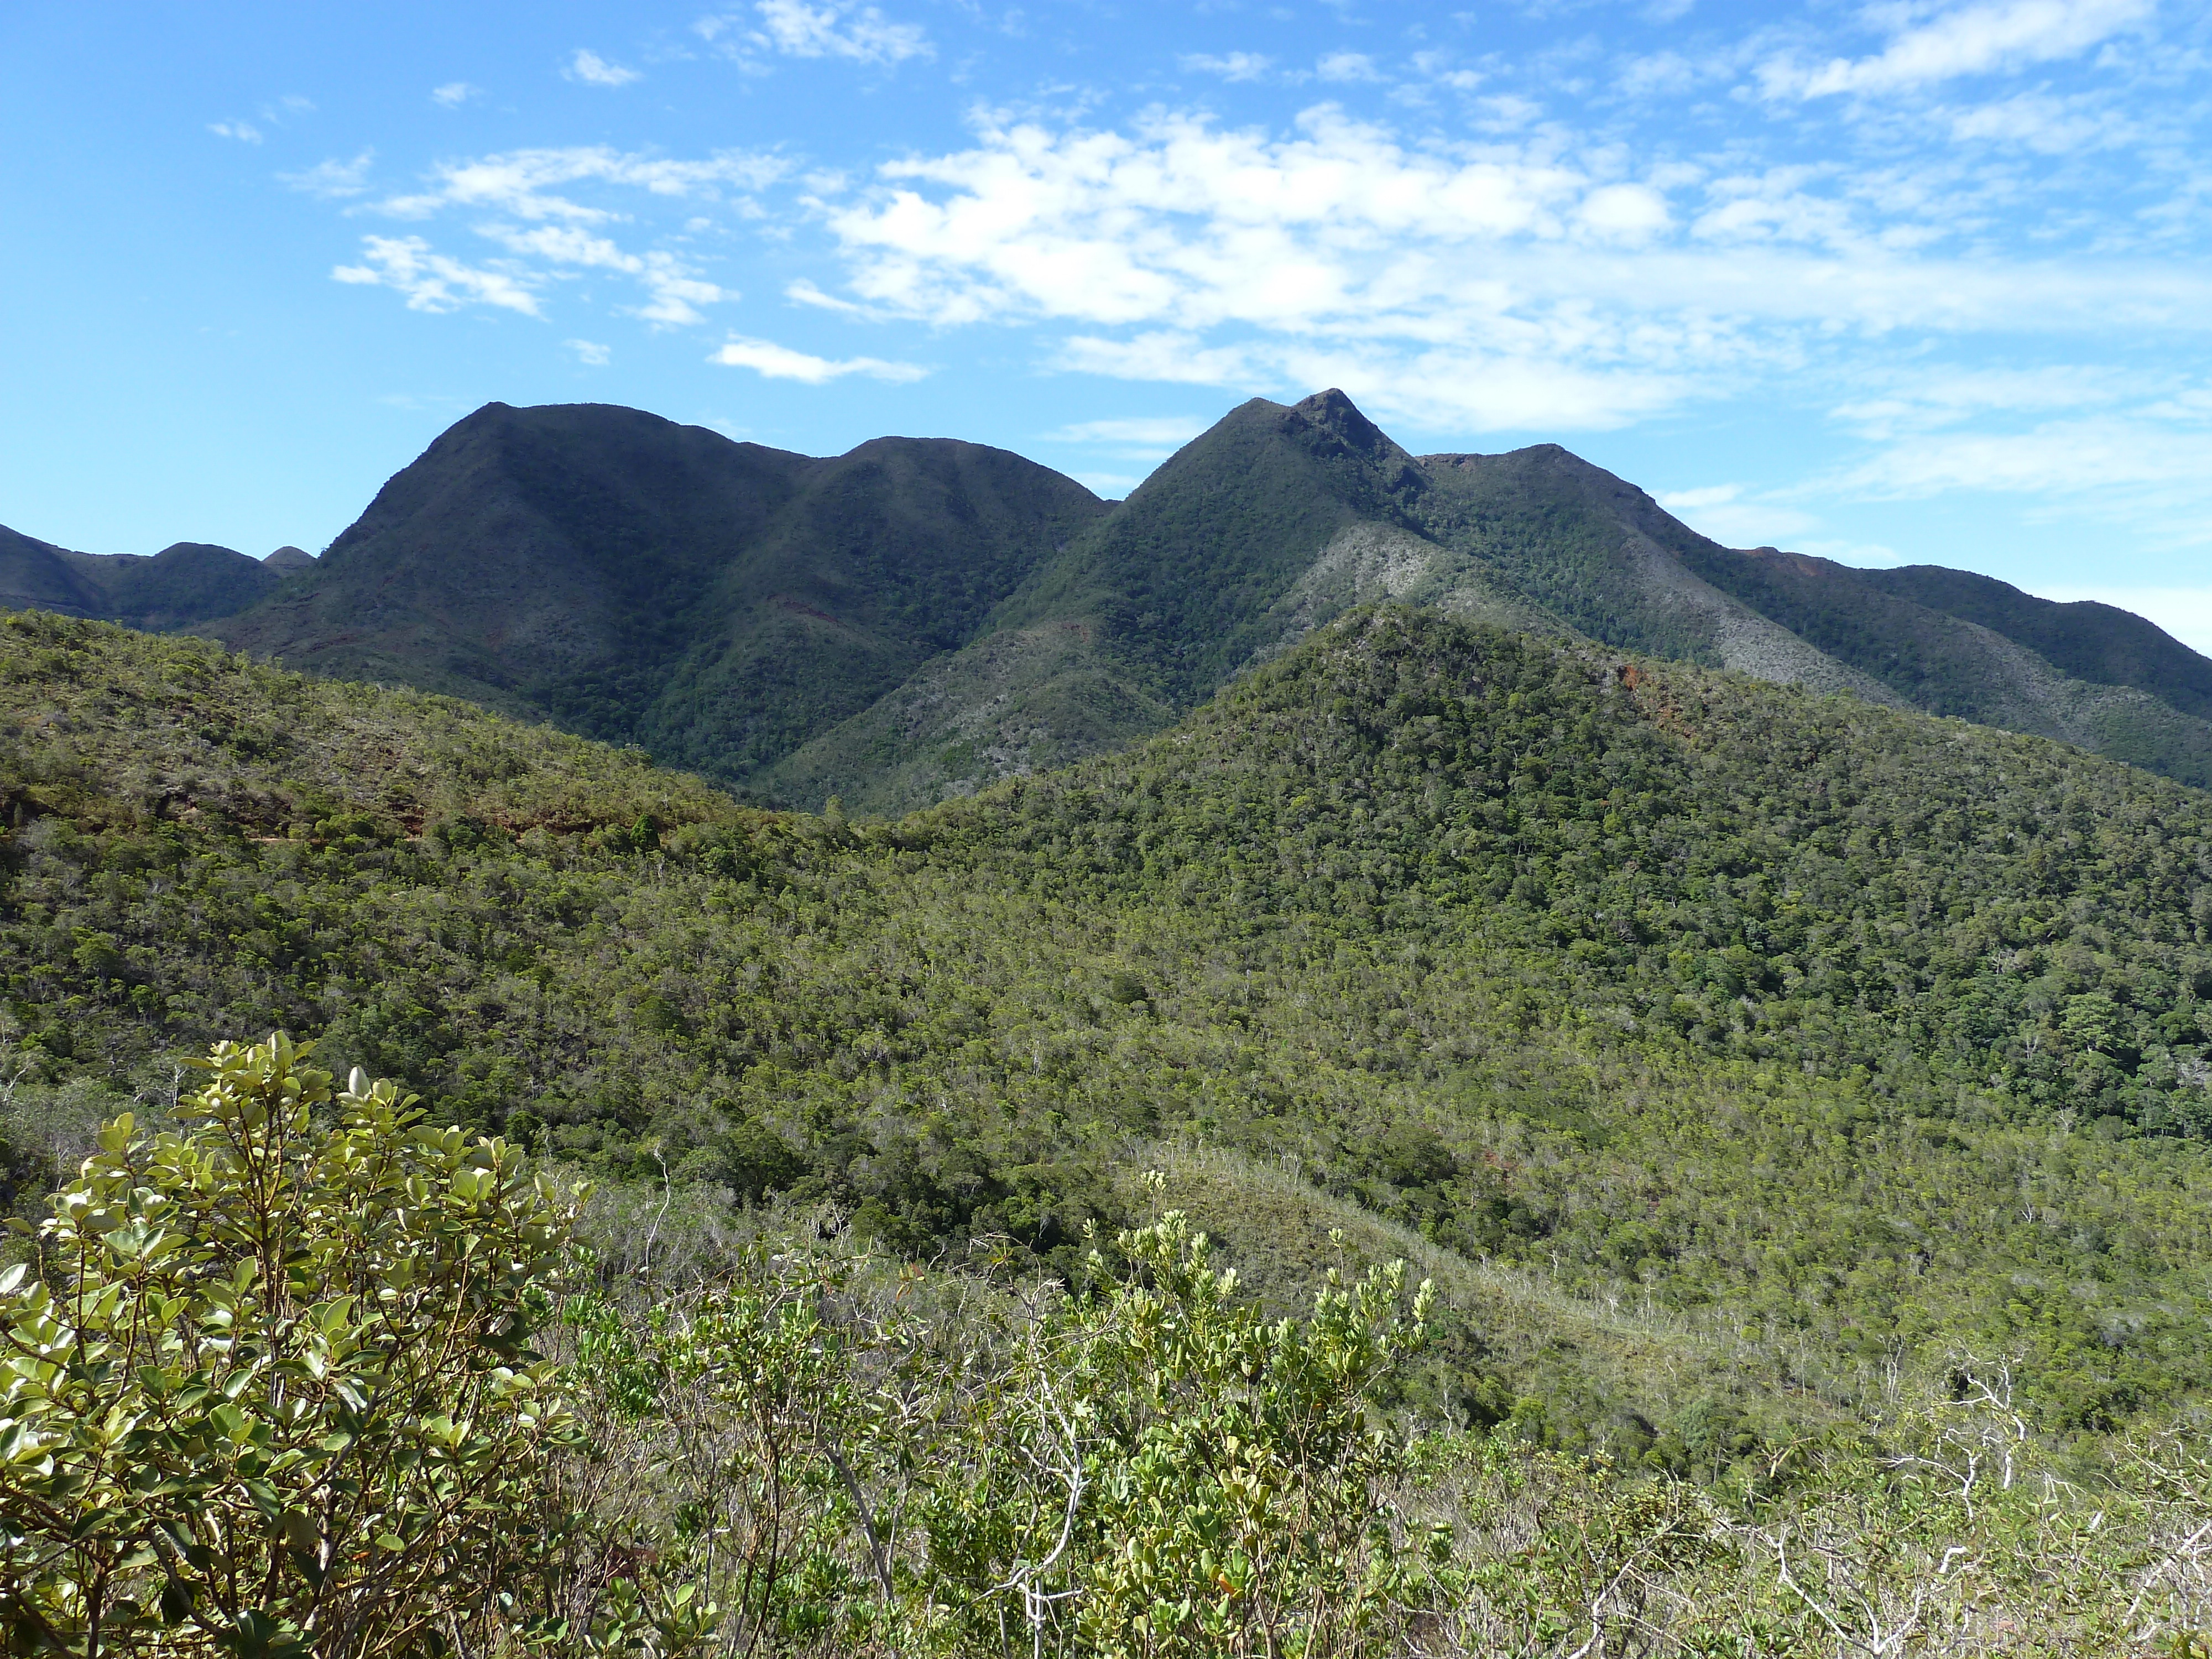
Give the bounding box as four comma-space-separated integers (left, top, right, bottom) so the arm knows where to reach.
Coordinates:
2, 604, 2210, 1463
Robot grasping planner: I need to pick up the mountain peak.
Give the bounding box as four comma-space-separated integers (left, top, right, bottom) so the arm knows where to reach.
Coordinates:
265, 546, 315, 571
1283, 388, 1400, 463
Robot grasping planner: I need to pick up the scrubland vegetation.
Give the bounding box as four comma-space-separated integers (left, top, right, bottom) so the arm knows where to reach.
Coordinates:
3, 604, 2211, 1651
3, 1037, 2207, 1655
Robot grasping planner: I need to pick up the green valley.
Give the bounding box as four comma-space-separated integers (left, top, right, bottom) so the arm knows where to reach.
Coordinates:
5, 603, 2210, 1441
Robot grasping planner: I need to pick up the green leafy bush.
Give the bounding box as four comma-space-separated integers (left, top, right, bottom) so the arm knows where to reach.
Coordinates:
0, 1035, 579, 1657
550, 1206, 1436, 1657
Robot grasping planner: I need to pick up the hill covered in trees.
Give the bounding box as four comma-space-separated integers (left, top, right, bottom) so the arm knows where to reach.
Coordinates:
4, 604, 2210, 1465
15, 391, 2212, 807
206, 401, 1109, 783
0, 523, 298, 629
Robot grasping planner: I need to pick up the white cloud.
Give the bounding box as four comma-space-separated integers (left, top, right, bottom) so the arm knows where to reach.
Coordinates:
637, 267, 728, 325
208, 121, 262, 143
1837, 416, 2212, 503
1410, 51, 1484, 92
332, 236, 541, 315
1830, 364, 2132, 439
1947, 89, 2132, 152
432, 82, 480, 108
803, 101, 2212, 432
1812, 401, 2212, 555
374, 145, 786, 223
566, 338, 612, 365
1618, 51, 1703, 98
318, 145, 787, 330
1316, 51, 1383, 83
280, 150, 375, 200
709, 334, 928, 382
1577, 182, 1670, 241
477, 223, 731, 324
565, 49, 642, 87
785, 277, 879, 315
1765, 0, 2152, 99
2033, 586, 2212, 654
1049, 416, 1210, 447
739, 0, 932, 64
1180, 53, 1273, 82
1655, 483, 1822, 547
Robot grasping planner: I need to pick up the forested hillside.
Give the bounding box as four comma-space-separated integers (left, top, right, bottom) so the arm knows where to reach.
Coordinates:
208, 402, 1107, 782
0, 523, 291, 628
16, 392, 2212, 811
5, 604, 2211, 1463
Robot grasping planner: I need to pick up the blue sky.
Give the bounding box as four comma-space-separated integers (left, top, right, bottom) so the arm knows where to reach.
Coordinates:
6, 0, 2212, 648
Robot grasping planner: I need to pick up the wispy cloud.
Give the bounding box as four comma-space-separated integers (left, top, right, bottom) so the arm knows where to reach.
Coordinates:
1316, 51, 1384, 84
281, 150, 375, 200
700, 0, 932, 66
1762, 0, 2152, 98
479, 224, 731, 324
565, 49, 642, 87
371, 145, 785, 223
566, 338, 612, 365
1834, 415, 2212, 504
1179, 52, 1272, 82
709, 334, 927, 382
324, 145, 786, 327
333, 236, 541, 315
431, 82, 480, 108
1049, 416, 1210, 447
215, 95, 316, 142
1655, 484, 1822, 547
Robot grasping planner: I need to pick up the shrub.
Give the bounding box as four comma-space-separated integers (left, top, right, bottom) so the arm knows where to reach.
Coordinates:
0, 1035, 580, 1658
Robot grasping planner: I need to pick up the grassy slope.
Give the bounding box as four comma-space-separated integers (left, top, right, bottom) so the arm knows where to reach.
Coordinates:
6, 605, 2212, 1448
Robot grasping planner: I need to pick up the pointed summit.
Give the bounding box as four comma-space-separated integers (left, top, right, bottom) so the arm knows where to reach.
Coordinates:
1281, 388, 1407, 469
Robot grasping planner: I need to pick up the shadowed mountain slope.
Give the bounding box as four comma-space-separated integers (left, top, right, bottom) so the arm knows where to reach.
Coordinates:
1861, 564, 2212, 722
211, 401, 1108, 782
1664, 543, 2212, 786
773, 394, 2212, 810
17, 391, 2211, 805
764, 390, 1555, 810
0, 524, 288, 629
770, 392, 1872, 813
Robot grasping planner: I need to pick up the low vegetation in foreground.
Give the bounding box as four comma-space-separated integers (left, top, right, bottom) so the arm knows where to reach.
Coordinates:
2, 1037, 2207, 1657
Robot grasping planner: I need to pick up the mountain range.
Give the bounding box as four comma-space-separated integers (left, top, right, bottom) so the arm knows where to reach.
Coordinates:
8, 389, 2210, 807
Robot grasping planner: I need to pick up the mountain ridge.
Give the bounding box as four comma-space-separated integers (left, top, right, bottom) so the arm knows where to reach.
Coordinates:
210, 400, 1109, 781
0, 524, 296, 630
9, 389, 2210, 804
